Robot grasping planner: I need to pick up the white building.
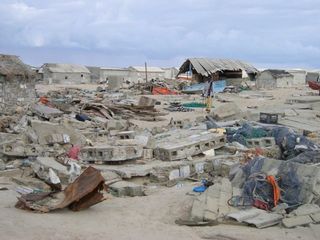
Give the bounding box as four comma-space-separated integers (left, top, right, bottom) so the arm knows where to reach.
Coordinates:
100, 67, 130, 83
128, 66, 165, 83
256, 70, 294, 89
162, 67, 179, 80
41, 63, 91, 84
287, 69, 307, 85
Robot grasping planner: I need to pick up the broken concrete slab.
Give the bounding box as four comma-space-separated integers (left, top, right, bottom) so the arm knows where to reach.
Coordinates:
31, 120, 87, 146
189, 178, 233, 222
228, 208, 265, 222
244, 212, 283, 229
278, 117, 320, 133
211, 103, 242, 121
105, 119, 130, 131
286, 96, 320, 104
32, 157, 69, 184
0, 140, 42, 158
100, 170, 121, 185
289, 204, 320, 217
31, 104, 63, 119
11, 177, 52, 192
282, 215, 313, 228
138, 96, 157, 107
109, 180, 144, 197
310, 212, 320, 223
228, 208, 283, 228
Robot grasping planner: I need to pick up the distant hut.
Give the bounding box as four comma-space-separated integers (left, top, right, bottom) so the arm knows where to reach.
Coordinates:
256, 69, 294, 89
0, 54, 35, 111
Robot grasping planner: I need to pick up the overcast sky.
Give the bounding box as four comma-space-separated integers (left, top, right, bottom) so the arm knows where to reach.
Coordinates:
0, 0, 320, 69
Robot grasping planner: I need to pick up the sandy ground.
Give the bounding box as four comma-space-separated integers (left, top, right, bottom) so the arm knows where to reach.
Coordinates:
1, 182, 320, 240
1, 84, 319, 239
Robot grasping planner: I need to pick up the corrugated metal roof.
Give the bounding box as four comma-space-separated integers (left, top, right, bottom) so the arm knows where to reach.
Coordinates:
100, 67, 129, 71
43, 63, 90, 73
178, 58, 258, 77
130, 66, 165, 73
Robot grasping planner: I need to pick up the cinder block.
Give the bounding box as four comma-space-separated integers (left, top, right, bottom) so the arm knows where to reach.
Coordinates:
80, 145, 143, 163
111, 131, 136, 140
246, 137, 275, 148
154, 132, 226, 161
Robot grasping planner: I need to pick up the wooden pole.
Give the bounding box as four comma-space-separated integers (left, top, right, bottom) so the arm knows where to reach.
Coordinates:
145, 62, 148, 83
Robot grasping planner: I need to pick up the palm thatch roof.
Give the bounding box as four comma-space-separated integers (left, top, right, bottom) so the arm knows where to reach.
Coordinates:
0, 54, 34, 80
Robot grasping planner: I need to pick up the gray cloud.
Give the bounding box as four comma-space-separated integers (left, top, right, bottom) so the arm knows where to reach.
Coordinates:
0, 0, 319, 68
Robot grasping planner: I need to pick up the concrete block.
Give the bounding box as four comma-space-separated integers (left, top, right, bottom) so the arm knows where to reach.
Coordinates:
80, 145, 143, 163
169, 119, 192, 129
143, 149, 154, 160
138, 96, 156, 107
111, 131, 136, 140
46, 133, 70, 145
109, 181, 144, 197
282, 215, 313, 228
246, 137, 276, 148
154, 131, 226, 161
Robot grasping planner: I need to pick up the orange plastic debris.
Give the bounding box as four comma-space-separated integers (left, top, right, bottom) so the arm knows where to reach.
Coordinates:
39, 96, 49, 105
266, 175, 281, 207
152, 87, 178, 95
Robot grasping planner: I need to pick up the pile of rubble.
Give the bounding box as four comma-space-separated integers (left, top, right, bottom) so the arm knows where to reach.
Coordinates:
1, 85, 320, 233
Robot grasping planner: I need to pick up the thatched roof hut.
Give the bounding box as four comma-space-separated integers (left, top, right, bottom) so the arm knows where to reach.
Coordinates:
0, 54, 34, 80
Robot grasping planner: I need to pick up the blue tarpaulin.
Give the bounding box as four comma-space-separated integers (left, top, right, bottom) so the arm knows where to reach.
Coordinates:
182, 80, 226, 94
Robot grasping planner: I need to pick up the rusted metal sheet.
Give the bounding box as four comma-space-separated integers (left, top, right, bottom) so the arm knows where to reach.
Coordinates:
15, 166, 106, 212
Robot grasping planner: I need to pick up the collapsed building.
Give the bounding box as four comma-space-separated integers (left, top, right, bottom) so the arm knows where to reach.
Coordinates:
177, 58, 258, 83
0, 54, 36, 112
